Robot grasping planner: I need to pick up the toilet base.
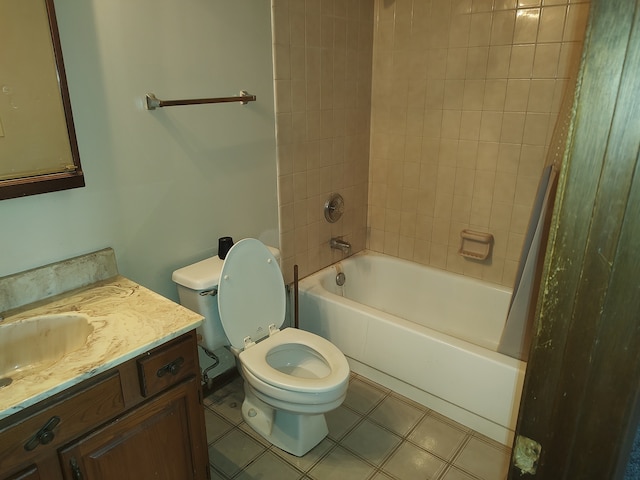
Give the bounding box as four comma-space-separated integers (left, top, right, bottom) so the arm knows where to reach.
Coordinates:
242, 382, 329, 457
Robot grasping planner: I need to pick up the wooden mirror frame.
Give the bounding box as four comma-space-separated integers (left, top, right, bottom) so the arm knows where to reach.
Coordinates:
0, 0, 83, 201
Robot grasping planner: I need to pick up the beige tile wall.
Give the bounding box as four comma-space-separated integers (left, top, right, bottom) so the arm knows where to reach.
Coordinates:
272, 0, 374, 283
368, 0, 589, 286
272, 0, 589, 287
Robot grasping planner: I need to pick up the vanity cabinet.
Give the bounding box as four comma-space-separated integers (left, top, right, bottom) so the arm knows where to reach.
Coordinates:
0, 331, 208, 480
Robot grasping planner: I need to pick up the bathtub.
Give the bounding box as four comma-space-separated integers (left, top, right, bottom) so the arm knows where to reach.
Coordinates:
297, 250, 526, 445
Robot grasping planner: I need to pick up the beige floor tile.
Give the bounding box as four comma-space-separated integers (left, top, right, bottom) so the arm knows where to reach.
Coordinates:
208, 465, 226, 480
342, 419, 402, 465
343, 377, 387, 414
453, 437, 510, 480
430, 411, 471, 433
408, 414, 468, 460
389, 390, 431, 412
235, 451, 302, 480
309, 446, 375, 480
326, 404, 363, 440
238, 420, 272, 446
439, 465, 478, 480
272, 438, 336, 472
472, 431, 510, 449
272, 437, 335, 473
382, 442, 447, 480
206, 378, 245, 425
354, 374, 392, 394
369, 395, 425, 436
370, 472, 395, 480
204, 408, 234, 444
209, 429, 266, 477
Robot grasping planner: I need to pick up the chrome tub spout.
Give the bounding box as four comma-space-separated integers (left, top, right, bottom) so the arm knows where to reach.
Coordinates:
330, 237, 351, 254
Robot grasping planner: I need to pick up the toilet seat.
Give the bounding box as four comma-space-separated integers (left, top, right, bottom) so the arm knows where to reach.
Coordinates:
218, 238, 349, 399
240, 328, 350, 394
217, 239, 286, 349
241, 364, 347, 413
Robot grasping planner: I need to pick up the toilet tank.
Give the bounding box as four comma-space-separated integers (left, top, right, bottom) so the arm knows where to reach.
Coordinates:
172, 245, 281, 352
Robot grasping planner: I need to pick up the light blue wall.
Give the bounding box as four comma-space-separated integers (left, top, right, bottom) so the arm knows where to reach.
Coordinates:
0, 0, 279, 301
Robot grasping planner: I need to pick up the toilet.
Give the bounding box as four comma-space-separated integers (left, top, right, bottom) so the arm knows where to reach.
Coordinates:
172, 238, 350, 456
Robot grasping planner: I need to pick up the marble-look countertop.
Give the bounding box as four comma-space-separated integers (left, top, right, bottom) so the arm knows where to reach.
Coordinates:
0, 275, 203, 420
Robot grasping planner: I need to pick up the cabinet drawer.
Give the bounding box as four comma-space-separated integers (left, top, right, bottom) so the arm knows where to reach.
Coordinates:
0, 371, 124, 474
137, 335, 197, 397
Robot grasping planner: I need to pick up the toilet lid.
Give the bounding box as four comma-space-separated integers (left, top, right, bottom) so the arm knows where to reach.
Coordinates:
217, 238, 286, 349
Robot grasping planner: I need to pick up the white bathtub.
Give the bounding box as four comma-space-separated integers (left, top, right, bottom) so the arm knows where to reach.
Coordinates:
297, 250, 526, 445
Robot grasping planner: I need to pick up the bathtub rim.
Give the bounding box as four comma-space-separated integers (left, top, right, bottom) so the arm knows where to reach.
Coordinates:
301, 249, 513, 295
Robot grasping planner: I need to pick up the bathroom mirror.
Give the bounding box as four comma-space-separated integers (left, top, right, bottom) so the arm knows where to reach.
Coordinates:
0, 0, 83, 200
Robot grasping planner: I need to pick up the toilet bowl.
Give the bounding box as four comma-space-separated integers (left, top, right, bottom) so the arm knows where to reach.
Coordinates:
172, 238, 349, 456
238, 328, 349, 455
240, 327, 349, 410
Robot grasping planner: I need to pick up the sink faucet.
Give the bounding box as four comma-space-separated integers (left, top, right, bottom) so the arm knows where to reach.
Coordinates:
330, 237, 351, 254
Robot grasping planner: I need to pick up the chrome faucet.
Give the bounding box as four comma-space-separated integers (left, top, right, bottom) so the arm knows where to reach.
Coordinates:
330, 237, 351, 254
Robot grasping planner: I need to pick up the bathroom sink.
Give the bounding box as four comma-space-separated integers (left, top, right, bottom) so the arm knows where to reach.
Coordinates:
0, 313, 94, 381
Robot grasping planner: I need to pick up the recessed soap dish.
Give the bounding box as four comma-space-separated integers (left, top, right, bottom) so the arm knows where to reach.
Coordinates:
459, 229, 494, 261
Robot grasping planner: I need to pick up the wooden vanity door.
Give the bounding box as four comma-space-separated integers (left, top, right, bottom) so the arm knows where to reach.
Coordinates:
58, 377, 207, 480
3, 465, 41, 480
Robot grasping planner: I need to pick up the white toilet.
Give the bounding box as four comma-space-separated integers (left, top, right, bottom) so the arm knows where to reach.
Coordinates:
172, 238, 350, 456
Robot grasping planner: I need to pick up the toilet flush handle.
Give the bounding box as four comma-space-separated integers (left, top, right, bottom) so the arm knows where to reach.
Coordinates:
199, 288, 218, 297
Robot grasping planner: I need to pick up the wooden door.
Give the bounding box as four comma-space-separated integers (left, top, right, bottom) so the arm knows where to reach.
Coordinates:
59, 377, 208, 480
508, 0, 640, 478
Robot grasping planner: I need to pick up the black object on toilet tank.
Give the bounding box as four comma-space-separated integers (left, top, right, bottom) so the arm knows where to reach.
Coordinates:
218, 237, 234, 260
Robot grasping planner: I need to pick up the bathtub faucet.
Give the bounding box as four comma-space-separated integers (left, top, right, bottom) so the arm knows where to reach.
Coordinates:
330, 237, 351, 254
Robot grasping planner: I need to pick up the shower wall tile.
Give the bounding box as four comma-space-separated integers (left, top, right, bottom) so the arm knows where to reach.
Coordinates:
368, 0, 589, 287
538, 5, 567, 42
519, 0, 541, 5
514, 8, 541, 44
273, 0, 373, 283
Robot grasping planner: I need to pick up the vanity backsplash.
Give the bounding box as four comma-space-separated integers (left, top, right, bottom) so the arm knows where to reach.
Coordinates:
0, 248, 119, 314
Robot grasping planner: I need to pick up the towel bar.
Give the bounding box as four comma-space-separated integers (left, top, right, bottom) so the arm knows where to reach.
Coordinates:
145, 90, 256, 110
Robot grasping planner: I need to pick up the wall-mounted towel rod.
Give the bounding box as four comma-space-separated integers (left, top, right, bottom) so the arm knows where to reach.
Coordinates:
145, 90, 256, 110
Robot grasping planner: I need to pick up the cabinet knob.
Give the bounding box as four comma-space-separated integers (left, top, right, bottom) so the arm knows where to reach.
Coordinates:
156, 356, 184, 378
39, 429, 55, 445
24, 415, 60, 451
